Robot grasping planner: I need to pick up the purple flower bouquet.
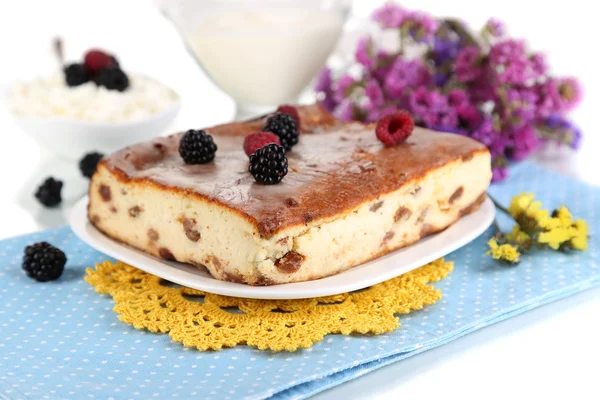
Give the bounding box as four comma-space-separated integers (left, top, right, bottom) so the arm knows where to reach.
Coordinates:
315, 3, 583, 182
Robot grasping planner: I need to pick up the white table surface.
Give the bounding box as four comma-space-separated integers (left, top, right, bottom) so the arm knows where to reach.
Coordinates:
0, 1, 598, 399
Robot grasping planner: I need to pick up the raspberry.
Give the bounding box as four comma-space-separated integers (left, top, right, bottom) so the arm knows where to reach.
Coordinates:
276, 105, 301, 130
22, 242, 67, 282
243, 131, 281, 156
63, 63, 89, 87
79, 151, 104, 179
264, 113, 298, 151
34, 177, 63, 207
375, 110, 415, 146
178, 129, 218, 164
249, 144, 288, 185
84, 49, 115, 75
94, 66, 129, 92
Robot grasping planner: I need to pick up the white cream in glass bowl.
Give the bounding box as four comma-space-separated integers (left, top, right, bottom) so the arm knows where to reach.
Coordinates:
159, 0, 351, 119
7, 73, 181, 160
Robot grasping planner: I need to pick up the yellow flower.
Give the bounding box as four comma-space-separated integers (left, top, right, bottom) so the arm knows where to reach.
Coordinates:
508, 193, 535, 217
540, 206, 574, 231
487, 238, 520, 263
554, 206, 573, 227
530, 209, 551, 228
505, 225, 532, 249
541, 217, 561, 230
569, 219, 589, 251
493, 193, 588, 261
508, 193, 551, 232
538, 226, 576, 250
537, 212, 589, 251
505, 225, 530, 242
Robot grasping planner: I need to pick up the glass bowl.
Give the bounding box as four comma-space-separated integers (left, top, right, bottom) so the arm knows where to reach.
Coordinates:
159, 0, 351, 119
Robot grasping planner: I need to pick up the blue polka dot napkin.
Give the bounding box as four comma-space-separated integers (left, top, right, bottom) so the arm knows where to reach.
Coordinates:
1, 162, 598, 400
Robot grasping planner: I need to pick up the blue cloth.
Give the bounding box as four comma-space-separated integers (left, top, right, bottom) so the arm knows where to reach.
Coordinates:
0, 162, 598, 400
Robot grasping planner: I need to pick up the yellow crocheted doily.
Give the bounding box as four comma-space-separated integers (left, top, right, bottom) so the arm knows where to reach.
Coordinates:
85, 259, 453, 352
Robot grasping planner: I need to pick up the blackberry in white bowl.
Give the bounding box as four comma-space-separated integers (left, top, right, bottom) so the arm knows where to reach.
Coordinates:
7, 48, 181, 160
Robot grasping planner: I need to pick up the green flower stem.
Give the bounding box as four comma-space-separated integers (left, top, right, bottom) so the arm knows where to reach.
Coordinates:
492, 218, 503, 235
487, 193, 512, 217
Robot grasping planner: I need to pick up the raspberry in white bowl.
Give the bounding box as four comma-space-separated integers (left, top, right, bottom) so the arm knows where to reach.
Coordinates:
7, 48, 181, 160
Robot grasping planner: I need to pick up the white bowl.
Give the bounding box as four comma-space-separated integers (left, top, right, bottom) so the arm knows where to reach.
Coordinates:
12, 100, 181, 160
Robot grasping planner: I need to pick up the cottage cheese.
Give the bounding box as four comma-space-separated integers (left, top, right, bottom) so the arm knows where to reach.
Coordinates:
8, 73, 179, 123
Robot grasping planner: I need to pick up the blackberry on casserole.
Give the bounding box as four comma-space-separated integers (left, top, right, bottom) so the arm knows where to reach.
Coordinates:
249, 143, 288, 184
179, 129, 218, 164
264, 112, 298, 151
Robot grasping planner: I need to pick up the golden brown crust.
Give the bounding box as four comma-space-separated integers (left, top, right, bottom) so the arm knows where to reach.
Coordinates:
95, 104, 489, 238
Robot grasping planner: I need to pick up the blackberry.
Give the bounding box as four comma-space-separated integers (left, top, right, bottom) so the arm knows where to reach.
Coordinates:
94, 66, 129, 92
64, 63, 89, 87
179, 129, 218, 164
34, 177, 63, 207
264, 113, 298, 151
22, 242, 67, 282
276, 104, 300, 129
249, 144, 288, 185
79, 151, 104, 178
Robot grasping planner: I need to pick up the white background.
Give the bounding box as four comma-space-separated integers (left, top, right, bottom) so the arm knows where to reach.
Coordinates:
0, 1, 598, 399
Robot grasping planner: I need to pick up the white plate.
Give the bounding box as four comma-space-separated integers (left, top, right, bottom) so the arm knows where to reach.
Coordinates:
69, 196, 494, 299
